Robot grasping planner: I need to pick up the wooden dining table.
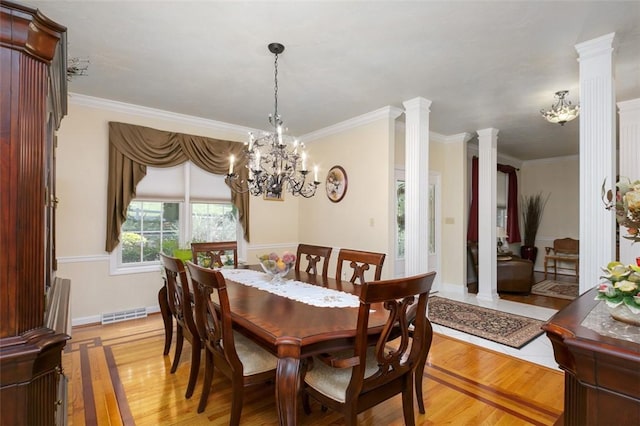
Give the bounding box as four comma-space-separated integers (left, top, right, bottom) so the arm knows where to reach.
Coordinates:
160, 266, 389, 425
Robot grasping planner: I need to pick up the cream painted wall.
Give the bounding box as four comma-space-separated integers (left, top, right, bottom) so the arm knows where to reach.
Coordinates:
298, 119, 395, 281
520, 155, 580, 270
438, 141, 467, 290
56, 99, 301, 323
391, 123, 468, 289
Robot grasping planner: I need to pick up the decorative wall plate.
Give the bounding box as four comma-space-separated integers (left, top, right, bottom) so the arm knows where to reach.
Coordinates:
326, 165, 347, 203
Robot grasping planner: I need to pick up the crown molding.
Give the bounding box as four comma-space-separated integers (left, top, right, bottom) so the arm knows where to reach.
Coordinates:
436, 132, 475, 144
68, 93, 254, 138
522, 154, 579, 166
466, 142, 524, 168
301, 106, 404, 143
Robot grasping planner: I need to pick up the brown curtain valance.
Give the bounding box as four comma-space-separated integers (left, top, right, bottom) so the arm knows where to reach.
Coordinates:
106, 121, 249, 253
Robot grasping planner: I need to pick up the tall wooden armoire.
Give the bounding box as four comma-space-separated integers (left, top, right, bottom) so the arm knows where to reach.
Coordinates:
0, 2, 69, 424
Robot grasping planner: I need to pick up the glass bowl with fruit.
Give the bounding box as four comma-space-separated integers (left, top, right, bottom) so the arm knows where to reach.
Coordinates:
257, 252, 296, 282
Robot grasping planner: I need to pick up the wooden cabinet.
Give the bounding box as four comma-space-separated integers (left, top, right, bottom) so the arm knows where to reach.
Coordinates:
0, 2, 69, 424
543, 288, 640, 425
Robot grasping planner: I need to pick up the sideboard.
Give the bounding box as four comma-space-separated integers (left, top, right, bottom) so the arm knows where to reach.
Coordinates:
542, 287, 640, 425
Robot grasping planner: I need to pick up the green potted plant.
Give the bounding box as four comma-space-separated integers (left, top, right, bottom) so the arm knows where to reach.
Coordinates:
520, 192, 549, 263
163, 240, 192, 262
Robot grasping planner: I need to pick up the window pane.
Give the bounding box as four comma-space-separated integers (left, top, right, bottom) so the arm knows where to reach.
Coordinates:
121, 231, 143, 263
143, 232, 161, 261
143, 202, 162, 231
191, 202, 237, 242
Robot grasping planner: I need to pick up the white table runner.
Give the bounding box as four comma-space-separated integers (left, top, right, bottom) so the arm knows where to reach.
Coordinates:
220, 269, 360, 308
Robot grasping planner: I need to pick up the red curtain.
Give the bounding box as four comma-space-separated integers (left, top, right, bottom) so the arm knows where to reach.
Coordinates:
467, 156, 521, 243
497, 164, 521, 243
467, 157, 479, 242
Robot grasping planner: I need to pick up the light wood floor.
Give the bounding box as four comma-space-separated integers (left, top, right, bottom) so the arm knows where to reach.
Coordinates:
62, 314, 564, 425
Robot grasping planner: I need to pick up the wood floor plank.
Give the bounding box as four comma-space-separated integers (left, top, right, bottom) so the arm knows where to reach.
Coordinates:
63, 314, 564, 425
87, 345, 124, 426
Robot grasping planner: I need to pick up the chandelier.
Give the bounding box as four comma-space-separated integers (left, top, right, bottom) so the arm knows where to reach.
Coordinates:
226, 43, 319, 198
540, 90, 580, 126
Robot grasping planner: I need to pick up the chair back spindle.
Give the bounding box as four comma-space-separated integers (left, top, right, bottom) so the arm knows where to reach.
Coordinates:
191, 241, 238, 269
336, 248, 385, 284
295, 243, 333, 278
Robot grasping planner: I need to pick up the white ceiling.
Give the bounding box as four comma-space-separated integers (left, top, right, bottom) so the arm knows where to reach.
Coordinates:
25, 1, 640, 161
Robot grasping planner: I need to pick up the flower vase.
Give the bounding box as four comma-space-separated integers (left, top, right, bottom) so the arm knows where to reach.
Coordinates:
607, 303, 640, 327
519, 245, 538, 264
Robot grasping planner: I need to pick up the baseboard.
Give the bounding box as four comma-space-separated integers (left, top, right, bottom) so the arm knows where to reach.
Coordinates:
72, 304, 161, 327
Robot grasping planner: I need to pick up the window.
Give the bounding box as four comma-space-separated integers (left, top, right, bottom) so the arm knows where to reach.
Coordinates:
110, 162, 241, 275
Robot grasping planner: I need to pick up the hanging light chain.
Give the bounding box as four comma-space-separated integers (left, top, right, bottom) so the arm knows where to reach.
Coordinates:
273, 50, 279, 122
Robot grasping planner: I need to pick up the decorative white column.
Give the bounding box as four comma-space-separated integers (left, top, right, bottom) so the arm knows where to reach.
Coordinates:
575, 33, 617, 295
477, 128, 499, 301
618, 98, 640, 264
403, 97, 432, 275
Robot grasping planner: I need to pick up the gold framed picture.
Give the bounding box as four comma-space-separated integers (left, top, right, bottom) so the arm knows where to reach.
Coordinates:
263, 189, 284, 201
325, 165, 347, 203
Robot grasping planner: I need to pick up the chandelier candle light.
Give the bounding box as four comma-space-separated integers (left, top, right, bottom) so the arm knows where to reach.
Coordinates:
540, 90, 580, 126
226, 43, 320, 198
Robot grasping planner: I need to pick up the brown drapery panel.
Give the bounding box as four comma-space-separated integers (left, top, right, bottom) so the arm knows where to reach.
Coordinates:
106, 122, 250, 252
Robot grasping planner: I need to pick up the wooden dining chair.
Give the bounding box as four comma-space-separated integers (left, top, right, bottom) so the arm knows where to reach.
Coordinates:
407, 304, 434, 415
191, 241, 238, 268
295, 243, 333, 278
185, 261, 278, 421
336, 248, 386, 284
301, 271, 436, 425
159, 253, 201, 399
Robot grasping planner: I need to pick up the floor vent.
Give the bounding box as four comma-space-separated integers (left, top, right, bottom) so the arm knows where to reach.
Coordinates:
101, 307, 147, 325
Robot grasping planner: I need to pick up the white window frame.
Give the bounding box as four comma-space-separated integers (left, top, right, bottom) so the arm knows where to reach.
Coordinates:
109, 162, 245, 275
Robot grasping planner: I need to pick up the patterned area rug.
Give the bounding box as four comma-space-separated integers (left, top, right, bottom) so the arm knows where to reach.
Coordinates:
531, 280, 578, 300
428, 297, 545, 349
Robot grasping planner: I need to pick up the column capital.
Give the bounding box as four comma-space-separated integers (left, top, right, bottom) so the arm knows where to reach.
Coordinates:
476, 128, 499, 139
575, 32, 616, 59
618, 98, 640, 113
403, 97, 432, 111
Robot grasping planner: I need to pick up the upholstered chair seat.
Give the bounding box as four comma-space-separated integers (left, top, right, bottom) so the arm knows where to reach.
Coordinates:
232, 331, 278, 375
304, 348, 378, 403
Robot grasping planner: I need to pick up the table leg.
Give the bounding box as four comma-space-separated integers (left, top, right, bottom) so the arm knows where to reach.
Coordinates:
275, 355, 301, 426
158, 281, 173, 355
